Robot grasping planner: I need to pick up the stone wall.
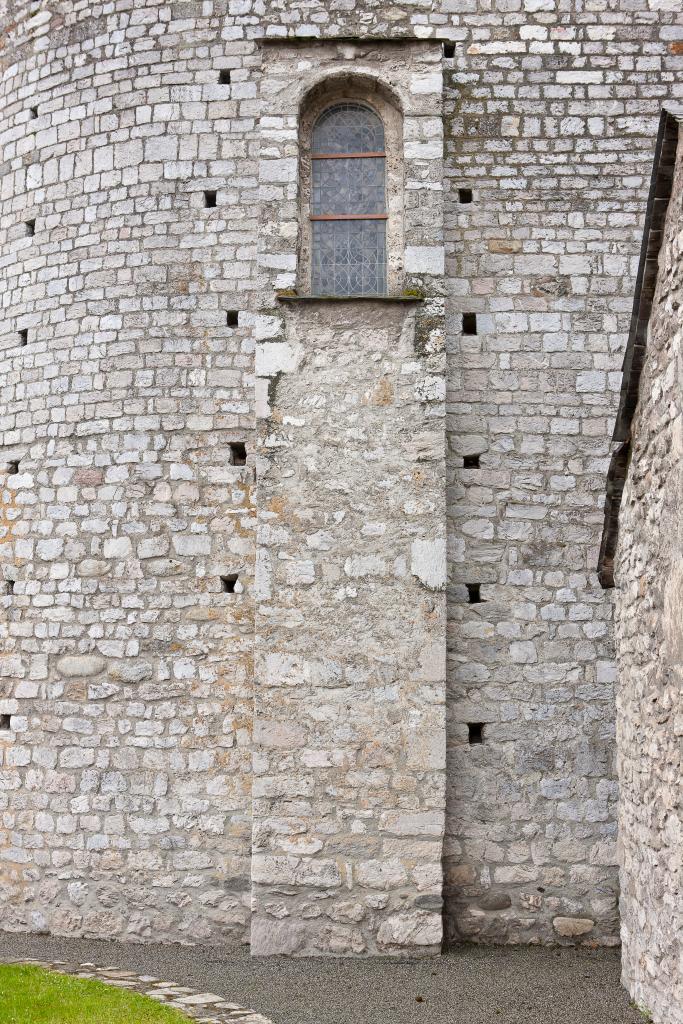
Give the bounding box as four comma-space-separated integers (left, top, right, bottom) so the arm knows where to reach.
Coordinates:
250, 39, 447, 956
0, 0, 260, 944
0, 0, 681, 957
613, 127, 683, 1023
251, 299, 446, 957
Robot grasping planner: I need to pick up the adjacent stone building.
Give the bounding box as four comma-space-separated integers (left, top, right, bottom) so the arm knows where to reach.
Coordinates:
0, 0, 681, 1014
599, 108, 683, 1024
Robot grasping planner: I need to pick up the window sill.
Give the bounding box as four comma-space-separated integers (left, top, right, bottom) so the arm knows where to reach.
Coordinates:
276, 293, 424, 303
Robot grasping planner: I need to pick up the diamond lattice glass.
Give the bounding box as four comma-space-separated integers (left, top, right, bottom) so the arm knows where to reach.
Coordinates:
311, 156, 385, 216
310, 103, 387, 297
311, 220, 387, 297
312, 103, 385, 155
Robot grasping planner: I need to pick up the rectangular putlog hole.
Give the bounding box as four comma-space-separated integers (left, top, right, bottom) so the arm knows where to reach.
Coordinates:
25, 219, 36, 236
229, 442, 247, 466
466, 583, 482, 604
0, 714, 11, 730
463, 454, 480, 469
458, 188, 473, 204
6, 580, 14, 596
462, 313, 477, 335
220, 573, 239, 593
204, 189, 217, 208
468, 723, 484, 745
7, 460, 20, 475
226, 310, 239, 327
18, 329, 28, 347
443, 42, 456, 58
218, 69, 231, 84
30, 106, 38, 119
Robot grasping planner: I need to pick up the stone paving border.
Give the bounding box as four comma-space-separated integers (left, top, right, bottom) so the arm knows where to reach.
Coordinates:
1, 959, 277, 1024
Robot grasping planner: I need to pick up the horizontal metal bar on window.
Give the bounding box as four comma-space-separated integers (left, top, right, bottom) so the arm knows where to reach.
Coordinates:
311, 152, 386, 160
310, 214, 388, 221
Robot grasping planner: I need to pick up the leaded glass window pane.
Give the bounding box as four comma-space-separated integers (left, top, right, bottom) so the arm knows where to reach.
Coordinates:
311, 156, 385, 216
312, 102, 384, 154
309, 102, 388, 297
311, 220, 386, 297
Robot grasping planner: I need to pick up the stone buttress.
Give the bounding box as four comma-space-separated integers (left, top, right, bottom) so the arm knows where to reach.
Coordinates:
251, 40, 447, 956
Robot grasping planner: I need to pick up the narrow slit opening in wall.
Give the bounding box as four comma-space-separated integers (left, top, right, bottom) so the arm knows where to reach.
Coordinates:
462, 313, 477, 335
463, 454, 480, 469
25, 220, 35, 237
218, 69, 231, 84
443, 42, 456, 58
7, 460, 20, 475
458, 188, 473, 204
6, 580, 14, 596
466, 583, 482, 604
468, 723, 484, 745
29, 106, 38, 119
229, 442, 247, 466
226, 310, 239, 327
220, 574, 239, 593
204, 189, 217, 208
0, 714, 11, 730
18, 329, 28, 347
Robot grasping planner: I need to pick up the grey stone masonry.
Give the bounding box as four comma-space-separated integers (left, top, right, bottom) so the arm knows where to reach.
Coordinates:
0, 0, 681, 984
612, 123, 683, 1024
441, 9, 680, 950
252, 299, 446, 957
251, 38, 446, 957
0, 0, 259, 946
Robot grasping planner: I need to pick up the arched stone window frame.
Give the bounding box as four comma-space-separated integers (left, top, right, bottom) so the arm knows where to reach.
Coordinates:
298, 76, 404, 297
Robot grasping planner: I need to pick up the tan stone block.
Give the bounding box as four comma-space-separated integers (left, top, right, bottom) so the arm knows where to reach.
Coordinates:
552, 916, 594, 937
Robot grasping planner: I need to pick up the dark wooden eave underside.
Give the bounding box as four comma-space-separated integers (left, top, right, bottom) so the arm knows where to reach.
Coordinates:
597, 108, 680, 588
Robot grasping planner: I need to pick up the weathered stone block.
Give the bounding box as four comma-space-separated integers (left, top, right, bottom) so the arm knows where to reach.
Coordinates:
55, 656, 105, 678
552, 916, 594, 938
376, 911, 442, 950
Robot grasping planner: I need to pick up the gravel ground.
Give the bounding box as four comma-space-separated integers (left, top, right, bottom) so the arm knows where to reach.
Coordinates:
0, 932, 643, 1024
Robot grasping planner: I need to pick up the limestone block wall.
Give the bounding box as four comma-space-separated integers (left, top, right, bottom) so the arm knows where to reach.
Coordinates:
0, 0, 260, 944
614, 129, 683, 1024
0, 0, 681, 958
440, 10, 682, 946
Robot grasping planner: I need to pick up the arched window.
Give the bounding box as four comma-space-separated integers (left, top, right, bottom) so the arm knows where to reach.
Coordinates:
310, 103, 387, 297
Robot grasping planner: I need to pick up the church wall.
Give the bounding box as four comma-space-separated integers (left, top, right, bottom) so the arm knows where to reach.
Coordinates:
613, 129, 683, 1023
251, 299, 447, 956
250, 39, 448, 956
0, 0, 260, 944
0, 0, 681, 956
441, 31, 633, 948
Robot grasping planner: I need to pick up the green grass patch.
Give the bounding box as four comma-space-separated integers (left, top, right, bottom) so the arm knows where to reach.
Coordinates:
0, 964, 191, 1024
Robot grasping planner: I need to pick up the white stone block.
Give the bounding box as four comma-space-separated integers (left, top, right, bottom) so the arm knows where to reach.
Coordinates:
255, 342, 300, 377
405, 246, 445, 276
259, 158, 297, 183
411, 538, 447, 591
409, 72, 443, 95
172, 534, 211, 556
103, 537, 132, 558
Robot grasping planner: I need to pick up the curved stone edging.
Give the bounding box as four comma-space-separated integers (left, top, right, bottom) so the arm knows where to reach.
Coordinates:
2, 959, 277, 1024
